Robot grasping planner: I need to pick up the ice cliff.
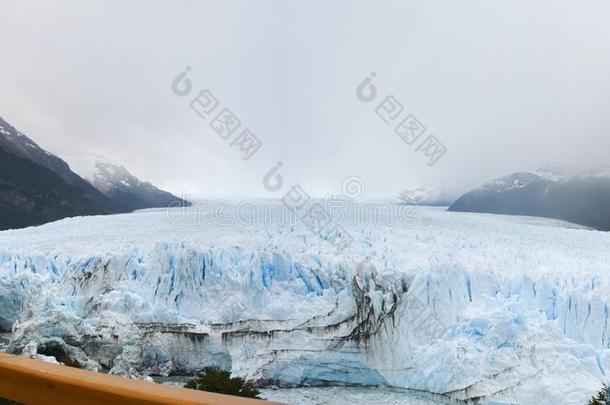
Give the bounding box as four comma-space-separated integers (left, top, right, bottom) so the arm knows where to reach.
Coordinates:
1, 205, 610, 404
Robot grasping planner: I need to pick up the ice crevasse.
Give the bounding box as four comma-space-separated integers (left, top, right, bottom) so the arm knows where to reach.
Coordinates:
0, 206, 610, 404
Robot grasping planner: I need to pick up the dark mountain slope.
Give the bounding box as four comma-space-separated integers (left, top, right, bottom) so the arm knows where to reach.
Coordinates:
0, 116, 189, 230
0, 147, 107, 230
0, 117, 118, 213
450, 168, 610, 231
70, 158, 191, 212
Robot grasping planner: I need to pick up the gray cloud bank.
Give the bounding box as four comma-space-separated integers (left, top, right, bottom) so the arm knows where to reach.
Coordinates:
1, 0, 609, 198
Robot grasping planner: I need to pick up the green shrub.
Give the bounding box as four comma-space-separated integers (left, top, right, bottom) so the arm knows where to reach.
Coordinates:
588, 384, 610, 405
184, 367, 261, 399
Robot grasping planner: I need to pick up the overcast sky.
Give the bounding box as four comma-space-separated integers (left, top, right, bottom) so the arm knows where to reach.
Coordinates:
1, 0, 609, 198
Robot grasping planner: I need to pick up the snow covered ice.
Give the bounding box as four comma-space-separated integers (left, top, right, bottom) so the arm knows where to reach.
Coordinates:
1, 203, 610, 404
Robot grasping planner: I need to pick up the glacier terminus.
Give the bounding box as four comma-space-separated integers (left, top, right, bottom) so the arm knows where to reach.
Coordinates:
0, 203, 609, 404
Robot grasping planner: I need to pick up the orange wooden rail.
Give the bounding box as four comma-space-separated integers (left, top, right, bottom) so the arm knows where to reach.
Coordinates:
0, 353, 280, 405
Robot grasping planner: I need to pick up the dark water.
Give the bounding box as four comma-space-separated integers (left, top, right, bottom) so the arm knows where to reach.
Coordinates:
152, 376, 442, 404
2, 348, 444, 404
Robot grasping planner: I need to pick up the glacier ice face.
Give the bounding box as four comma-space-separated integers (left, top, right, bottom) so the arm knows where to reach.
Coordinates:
1, 205, 610, 404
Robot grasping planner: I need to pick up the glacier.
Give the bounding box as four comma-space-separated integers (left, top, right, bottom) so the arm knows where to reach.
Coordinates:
1, 204, 610, 404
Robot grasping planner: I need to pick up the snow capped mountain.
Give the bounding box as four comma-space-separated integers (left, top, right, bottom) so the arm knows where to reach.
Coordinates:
0, 204, 608, 403
575, 165, 610, 180
67, 155, 191, 212
0, 116, 54, 160
475, 165, 567, 193
0, 116, 116, 230
397, 184, 454, 206
0, 117, 103, 192
450, 166, 610, 231
0, 116, 189, 230
532, 164, 570, 182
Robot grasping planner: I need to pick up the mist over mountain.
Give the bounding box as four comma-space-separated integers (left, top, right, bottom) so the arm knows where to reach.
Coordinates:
0, 147, 107, 230
397, 184, 456, 207
0, 116, 189, 230
68, 156, 191, 212
0, 116, 116, 209
450, 166, 610, 231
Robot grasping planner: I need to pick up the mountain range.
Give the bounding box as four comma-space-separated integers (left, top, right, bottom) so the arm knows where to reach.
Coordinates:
449, 166, 610, 231
0, 116, 189, 230
397, 184, 455, 206
68, 156, 190, 213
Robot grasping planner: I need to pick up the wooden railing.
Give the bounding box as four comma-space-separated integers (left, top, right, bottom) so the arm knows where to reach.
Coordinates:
0, 353, 280, 405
